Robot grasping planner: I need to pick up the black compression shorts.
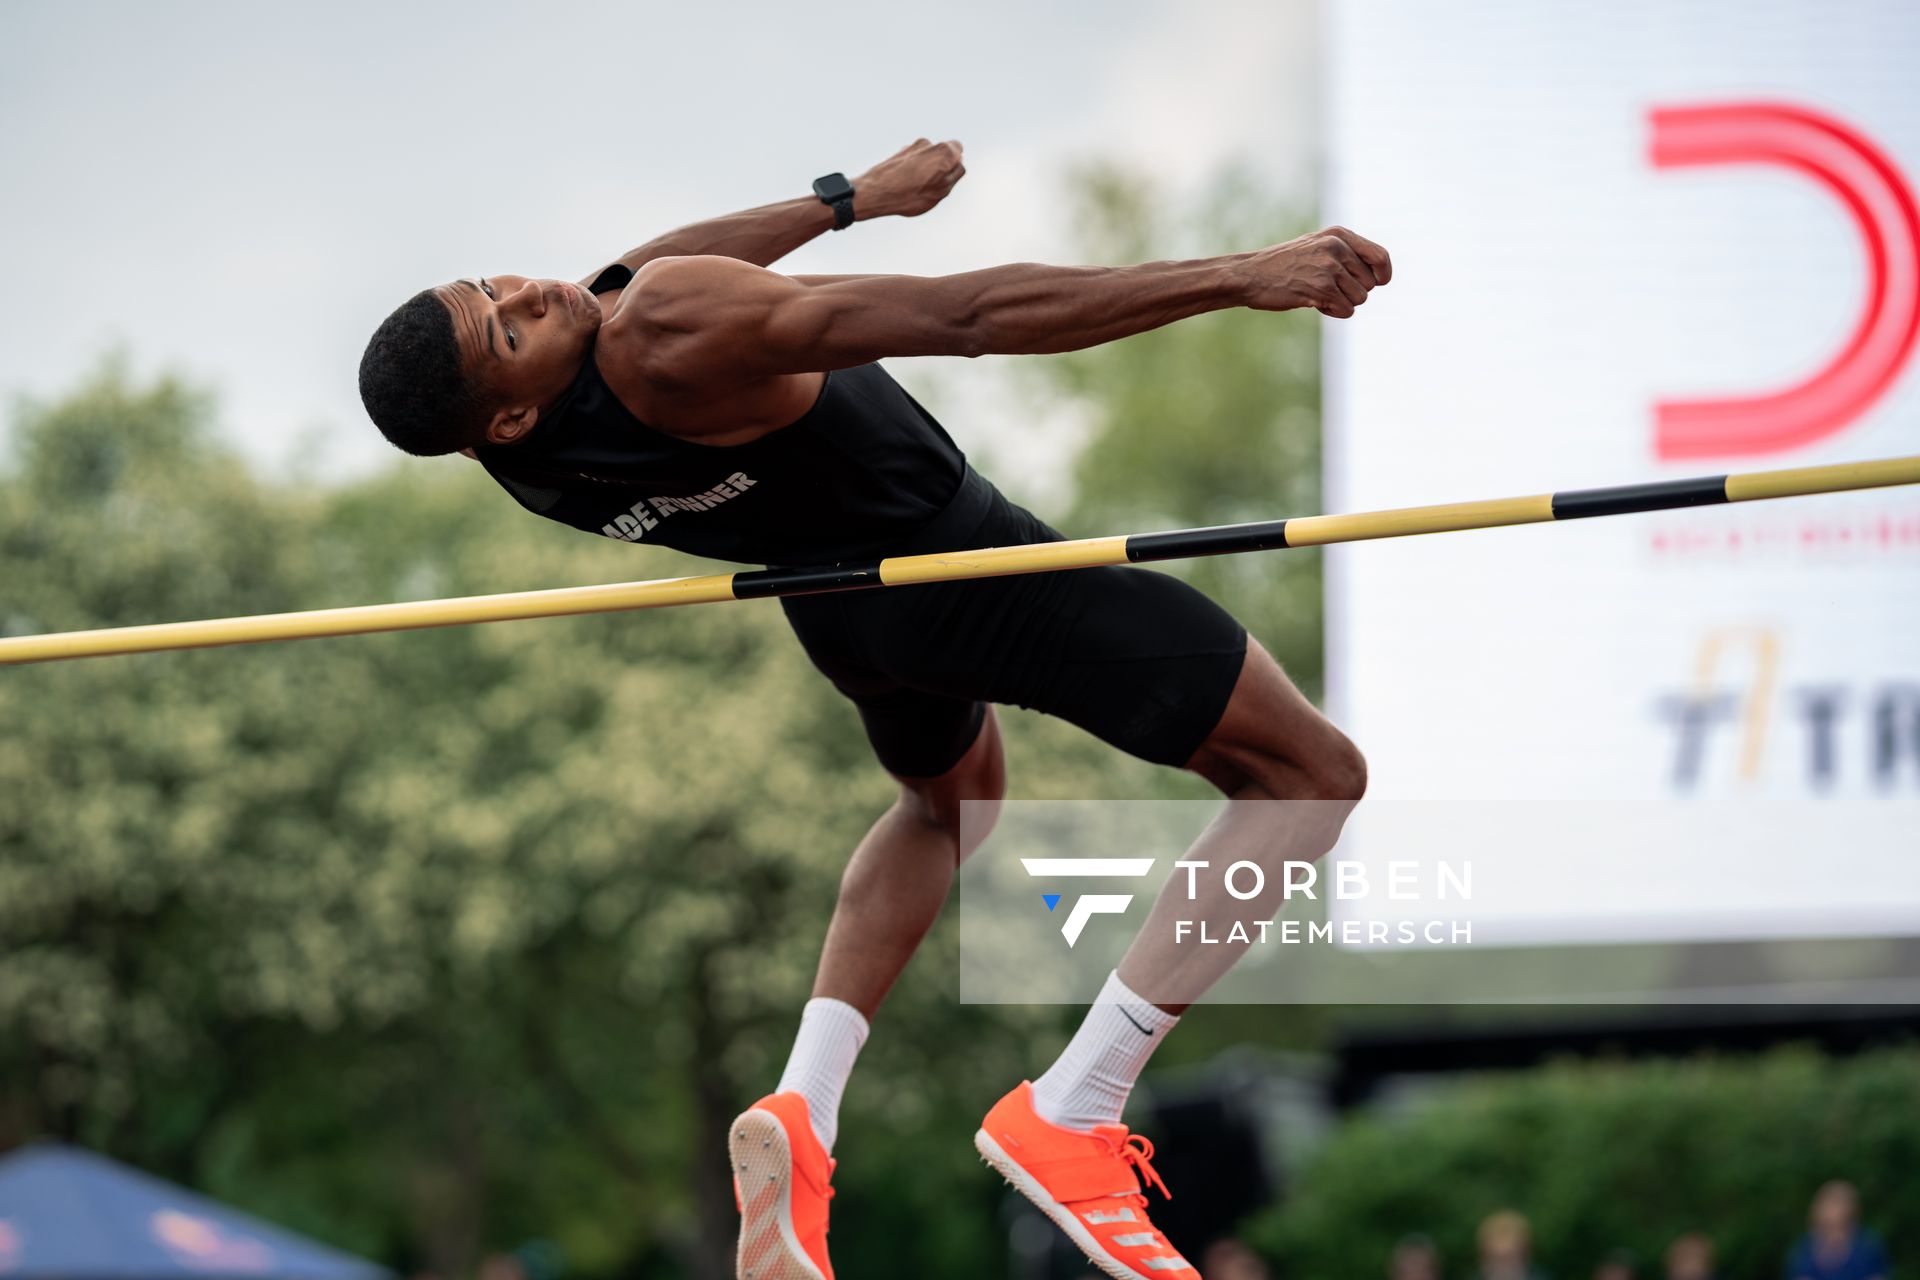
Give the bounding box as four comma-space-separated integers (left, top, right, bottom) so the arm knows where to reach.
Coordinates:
778, 466, 1248, 778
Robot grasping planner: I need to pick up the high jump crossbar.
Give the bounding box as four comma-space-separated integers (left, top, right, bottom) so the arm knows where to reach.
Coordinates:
1, 454, 1915, 667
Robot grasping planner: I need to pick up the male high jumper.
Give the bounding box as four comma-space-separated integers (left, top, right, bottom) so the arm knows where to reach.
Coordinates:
359, 138, 1384, 1280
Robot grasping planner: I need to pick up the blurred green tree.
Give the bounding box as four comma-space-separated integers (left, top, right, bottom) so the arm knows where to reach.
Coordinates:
0, 355, 1065, 1278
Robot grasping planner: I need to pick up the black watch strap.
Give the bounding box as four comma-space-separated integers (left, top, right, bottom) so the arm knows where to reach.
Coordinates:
812, 172, 856, 230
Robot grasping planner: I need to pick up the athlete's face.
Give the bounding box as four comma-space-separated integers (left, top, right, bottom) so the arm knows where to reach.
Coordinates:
435, 274, 602, 445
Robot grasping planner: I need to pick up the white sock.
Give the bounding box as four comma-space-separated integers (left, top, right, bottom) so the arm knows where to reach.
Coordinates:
1030, 971, 1180, 1132
774, 997, 870, 1154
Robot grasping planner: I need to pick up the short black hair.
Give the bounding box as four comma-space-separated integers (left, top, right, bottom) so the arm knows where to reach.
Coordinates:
358, 288, 494, 456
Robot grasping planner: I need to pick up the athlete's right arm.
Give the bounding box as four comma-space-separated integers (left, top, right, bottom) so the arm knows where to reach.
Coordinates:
612, 227, 1390, 383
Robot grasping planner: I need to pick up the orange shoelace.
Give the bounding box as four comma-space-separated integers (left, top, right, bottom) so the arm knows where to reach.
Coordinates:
1112, 1132, 1171, 1201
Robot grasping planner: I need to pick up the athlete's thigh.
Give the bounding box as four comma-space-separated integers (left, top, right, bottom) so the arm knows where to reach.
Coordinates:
1185, 634, 1365, 798
1009, 562, 1249, 767
863, 560, 1250, 769
779, 592, 988, 779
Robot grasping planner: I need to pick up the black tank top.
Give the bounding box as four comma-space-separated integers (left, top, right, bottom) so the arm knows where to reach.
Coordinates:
475, 264, 968, 567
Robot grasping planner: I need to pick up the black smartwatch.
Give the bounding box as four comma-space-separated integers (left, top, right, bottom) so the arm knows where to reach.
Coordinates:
812, 171, 856, 230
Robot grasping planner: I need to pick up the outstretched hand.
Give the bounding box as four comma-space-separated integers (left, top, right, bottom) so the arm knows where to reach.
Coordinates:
1237, 226, 1393, 318
855, 138, 966, 220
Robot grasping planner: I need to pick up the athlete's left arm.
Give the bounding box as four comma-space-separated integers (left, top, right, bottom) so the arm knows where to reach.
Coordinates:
578, 139, 966, 286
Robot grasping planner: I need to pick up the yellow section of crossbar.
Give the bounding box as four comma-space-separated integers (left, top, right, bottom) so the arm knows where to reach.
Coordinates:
0, 573, 741, 665
1283, 494, 1557, 547
878, 535, 1131, 585
1723, 454, 1920, 502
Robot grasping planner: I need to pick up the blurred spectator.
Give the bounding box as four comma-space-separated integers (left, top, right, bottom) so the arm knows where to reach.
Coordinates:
1786, 1181, 1889, 1280
1475, 1211, 1546, 1280
1202, 1237, 1272, 1280
1391, 1233, 1444, 1280
1665, 1233, 1716, 1280
1593, 1249, 1637, 1280
476, 1255, 526, 1280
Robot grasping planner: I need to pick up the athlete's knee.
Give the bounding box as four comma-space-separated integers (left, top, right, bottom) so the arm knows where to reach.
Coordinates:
1234, 728, 1368, 803
1306, 733, 1368, 803
896, 710, 1007, 840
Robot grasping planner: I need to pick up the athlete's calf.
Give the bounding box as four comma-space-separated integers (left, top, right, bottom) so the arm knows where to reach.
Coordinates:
810, 708, 1006, 1021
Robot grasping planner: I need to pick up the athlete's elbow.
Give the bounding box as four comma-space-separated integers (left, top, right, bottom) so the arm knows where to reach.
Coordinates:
948, 314, 991, 359
951, 276, 1060, 357
947, 296, 1012, 358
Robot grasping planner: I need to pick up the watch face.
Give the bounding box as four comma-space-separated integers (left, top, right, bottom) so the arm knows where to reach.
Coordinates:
814, 173, 854, 201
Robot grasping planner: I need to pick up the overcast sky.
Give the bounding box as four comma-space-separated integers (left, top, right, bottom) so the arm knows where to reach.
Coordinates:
0, 0, 1320, 482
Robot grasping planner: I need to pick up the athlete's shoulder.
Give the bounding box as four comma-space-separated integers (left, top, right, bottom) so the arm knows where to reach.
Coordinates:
592, 268, 686, 395
614, 254, 778, 328
595, 257, 746, 385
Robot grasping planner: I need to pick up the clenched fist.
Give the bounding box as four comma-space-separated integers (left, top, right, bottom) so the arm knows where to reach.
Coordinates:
855, 138, 967, 220
1236, 226, 1392, 318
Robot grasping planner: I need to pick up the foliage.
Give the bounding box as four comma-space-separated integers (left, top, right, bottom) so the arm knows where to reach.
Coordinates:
0, 355, 1088, 1278
1247, 1045, 1920, 1280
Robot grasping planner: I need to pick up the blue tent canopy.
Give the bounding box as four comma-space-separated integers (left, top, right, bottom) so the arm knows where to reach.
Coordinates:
0, 1144, 389, 1280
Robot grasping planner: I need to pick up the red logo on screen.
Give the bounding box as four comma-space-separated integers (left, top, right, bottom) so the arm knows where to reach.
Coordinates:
1649, 102, 1920, 460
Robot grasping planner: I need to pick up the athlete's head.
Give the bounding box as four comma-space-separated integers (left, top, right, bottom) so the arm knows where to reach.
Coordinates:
359, 275, 602, 456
